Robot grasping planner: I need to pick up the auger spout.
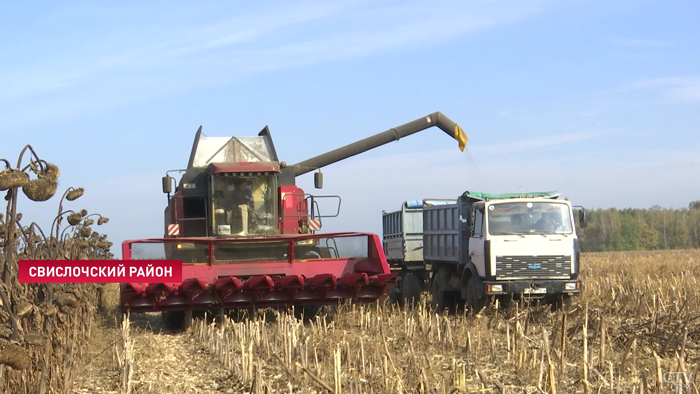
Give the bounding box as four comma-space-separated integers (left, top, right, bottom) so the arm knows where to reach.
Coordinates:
290, 111, 468, 177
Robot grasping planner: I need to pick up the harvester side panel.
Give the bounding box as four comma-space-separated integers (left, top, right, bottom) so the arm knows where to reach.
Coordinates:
279, 185, 308, 235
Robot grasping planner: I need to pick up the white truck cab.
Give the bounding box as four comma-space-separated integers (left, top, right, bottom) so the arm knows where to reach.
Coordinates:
467, 197, 582, 298
423, 191, 585, 313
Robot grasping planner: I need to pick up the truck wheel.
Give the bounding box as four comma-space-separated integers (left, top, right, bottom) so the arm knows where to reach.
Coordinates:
431, 269, 456, 313
465, 277, 486, 315
402, 273, 423, 308
388, 281, 404, 306
551, 294, 573, 312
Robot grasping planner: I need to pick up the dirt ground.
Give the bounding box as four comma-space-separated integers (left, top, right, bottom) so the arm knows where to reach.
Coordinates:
71, 285, 239, 394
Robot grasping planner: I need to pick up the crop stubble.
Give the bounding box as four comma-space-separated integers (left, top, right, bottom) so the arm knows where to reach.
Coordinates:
105, 250, 700, 394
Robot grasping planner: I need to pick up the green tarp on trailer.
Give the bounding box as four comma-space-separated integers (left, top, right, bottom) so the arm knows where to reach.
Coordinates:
461, 191, 561, 200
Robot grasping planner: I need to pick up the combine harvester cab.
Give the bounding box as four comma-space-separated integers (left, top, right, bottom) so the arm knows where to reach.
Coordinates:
119, 112, 469, 326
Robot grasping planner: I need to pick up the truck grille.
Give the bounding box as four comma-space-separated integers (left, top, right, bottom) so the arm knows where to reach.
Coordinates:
495, 255, 570, 279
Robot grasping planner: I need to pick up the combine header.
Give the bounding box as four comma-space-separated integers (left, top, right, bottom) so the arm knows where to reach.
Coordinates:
120, 112, 468, 326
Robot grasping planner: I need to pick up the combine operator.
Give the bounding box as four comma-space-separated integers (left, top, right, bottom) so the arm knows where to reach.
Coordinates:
231, 178, 253, 207
228, 178, 254, 236
212, 177, 255, 236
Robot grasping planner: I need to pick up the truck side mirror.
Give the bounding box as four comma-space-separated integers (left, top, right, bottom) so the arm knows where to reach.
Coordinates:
162, 176, 173, 194
578, 209, 586, 228
314, 171, 323, 189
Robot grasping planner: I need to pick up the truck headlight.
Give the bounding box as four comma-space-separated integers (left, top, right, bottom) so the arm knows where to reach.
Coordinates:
487, 284, 503, 293
565, 282, 580, 291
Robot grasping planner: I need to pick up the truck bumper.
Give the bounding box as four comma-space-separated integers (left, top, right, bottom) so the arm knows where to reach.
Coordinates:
482, 279, 582, 297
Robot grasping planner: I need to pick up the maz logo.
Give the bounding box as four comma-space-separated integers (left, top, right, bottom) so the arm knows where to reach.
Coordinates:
527, 263, 542, 270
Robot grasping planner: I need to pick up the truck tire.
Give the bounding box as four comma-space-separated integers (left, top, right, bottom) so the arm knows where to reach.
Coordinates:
388, 287, 403, 306
551, 294, 573, 312
465, 276, 486, 315
431, 269, 457, 313
402, 273, 423, 308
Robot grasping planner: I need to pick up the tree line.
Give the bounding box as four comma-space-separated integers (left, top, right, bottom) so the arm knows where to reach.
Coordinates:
576, 201, 700, 252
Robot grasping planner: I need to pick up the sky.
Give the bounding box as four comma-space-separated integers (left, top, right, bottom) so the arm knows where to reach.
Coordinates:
1, 0, 699, 258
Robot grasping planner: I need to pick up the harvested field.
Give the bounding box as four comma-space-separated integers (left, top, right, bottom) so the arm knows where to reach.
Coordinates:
74, 249, 700, 394
1, 149, 698, 394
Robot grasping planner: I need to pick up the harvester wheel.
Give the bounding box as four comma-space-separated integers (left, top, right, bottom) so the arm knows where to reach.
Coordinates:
294, 305, 322, 323
162, 310, 193, 331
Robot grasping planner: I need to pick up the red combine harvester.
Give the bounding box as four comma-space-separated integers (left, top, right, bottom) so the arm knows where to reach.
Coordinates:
120, 112, 468, 327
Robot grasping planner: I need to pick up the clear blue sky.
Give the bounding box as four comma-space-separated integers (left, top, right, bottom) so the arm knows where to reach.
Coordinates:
2, 0, 698, 257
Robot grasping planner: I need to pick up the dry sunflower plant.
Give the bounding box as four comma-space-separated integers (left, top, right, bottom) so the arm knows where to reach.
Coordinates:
0, 144, 114, 394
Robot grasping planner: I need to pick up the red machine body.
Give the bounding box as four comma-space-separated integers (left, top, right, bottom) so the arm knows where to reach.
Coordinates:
120, 232, 394, 312
119, 112, 468, 320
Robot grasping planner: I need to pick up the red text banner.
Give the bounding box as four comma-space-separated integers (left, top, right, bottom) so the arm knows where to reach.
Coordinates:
18, 260, 183, 283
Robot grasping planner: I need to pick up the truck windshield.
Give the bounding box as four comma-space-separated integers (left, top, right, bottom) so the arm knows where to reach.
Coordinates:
487, 202, 573, 235
210, 173, 278, 236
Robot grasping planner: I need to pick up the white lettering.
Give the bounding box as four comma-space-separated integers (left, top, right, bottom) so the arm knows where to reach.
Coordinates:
164, 267, 172, 277
130, 267, 137, 276
29, 267, 37, 277
117, 266, 125, 276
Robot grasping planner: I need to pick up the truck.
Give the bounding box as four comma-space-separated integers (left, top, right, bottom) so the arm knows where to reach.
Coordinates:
383, 191, 585, 313
119, 112, 469, 327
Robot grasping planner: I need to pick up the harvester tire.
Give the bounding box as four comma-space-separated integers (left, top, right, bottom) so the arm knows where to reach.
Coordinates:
162, 310, 193, 331
402, 273, 422, 308
294, 305, 322, 323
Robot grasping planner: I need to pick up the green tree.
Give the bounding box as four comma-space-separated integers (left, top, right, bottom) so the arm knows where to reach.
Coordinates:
639, 221, 659, 250
616, 215, 640, 250
669, 213, 691, 249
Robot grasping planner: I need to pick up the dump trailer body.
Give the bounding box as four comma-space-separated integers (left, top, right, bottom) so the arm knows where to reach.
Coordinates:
383, 200, 456, 263
382, 202, 423, 263
422, 203, 462, 264
381, 199, 455, 305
